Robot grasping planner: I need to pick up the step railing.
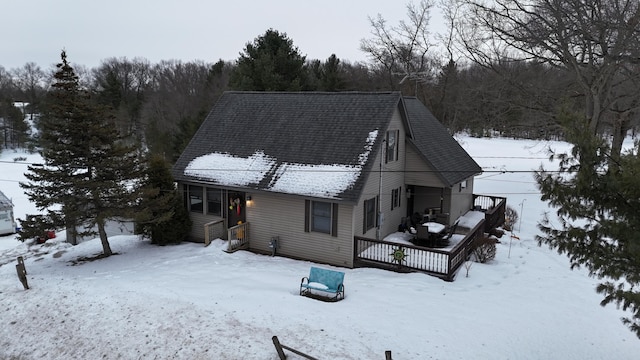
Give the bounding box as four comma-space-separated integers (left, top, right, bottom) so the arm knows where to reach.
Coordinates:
227, 222, 249, 252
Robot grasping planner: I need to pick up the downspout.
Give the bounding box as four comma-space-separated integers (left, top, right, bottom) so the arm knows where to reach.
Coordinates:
377, 138, 386, 240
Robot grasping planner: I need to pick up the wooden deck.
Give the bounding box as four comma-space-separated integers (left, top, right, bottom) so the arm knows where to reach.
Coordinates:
354, 219, 485, 281
353, 194, 506, 281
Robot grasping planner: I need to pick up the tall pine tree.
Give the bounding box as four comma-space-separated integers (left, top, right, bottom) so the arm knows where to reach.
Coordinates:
20, 51, 142, 256
229, 29, 309, 91
135, 153, 191, 245
536, 113, 640, 337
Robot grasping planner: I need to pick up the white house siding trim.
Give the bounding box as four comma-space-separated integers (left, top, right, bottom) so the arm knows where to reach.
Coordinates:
247, 191, 355, 267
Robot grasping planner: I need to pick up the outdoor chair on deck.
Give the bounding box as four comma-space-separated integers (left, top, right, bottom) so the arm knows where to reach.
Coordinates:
436, 220, 459, 247
413, 224, 430, 246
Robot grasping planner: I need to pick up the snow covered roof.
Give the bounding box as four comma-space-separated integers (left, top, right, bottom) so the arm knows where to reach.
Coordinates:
183, 129, 378, 199
173, 92, 401, 202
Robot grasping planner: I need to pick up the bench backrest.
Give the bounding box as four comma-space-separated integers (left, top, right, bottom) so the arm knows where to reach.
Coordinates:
309, 267, 344, 290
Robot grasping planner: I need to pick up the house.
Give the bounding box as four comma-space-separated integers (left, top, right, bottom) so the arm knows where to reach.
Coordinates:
0, 190, 17, 235
172, 91, 484, 269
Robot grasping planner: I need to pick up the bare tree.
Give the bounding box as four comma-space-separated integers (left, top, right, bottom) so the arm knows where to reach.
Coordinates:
0, 66, 15, 96
360, 0, 437, 95
12, 62, 45, 120
141, 59, 229, 159
459, 0, 640, 153
92, 57, 152, 139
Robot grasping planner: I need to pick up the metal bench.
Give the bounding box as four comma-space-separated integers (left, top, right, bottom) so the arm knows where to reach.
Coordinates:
300, 266, 345, 302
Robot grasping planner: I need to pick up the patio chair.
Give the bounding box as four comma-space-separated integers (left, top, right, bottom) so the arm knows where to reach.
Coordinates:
414, 224, 430, 246
436, 220, 459, 247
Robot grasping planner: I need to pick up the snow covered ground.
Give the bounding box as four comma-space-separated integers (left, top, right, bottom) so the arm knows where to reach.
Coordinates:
1, 136, 639, 359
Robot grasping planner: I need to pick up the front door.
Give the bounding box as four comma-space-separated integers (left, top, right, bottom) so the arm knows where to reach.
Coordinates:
227, 191, 246, 228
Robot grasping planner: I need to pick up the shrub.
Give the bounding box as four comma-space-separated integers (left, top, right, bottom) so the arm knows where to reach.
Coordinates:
471, 236, 499, 263
503, 205, 519, 231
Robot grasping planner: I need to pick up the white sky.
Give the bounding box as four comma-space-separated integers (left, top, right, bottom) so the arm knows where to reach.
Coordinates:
2, 0, 444, 70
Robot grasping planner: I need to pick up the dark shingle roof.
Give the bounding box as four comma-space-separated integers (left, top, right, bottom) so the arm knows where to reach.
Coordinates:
403, 97, 482, 186
173, 91, 403, 203
172, 92, 481, 202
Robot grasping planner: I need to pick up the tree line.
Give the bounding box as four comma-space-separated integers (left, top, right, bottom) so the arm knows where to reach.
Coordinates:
3, 27, 627, 161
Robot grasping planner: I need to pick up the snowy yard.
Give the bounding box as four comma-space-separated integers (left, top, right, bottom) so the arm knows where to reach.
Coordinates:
1, 136, 639, 359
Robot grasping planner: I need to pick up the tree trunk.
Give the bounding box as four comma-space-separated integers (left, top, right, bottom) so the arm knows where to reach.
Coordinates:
610, 113, 630, 164
97, 218, 112, 256
65, 215, 77, 245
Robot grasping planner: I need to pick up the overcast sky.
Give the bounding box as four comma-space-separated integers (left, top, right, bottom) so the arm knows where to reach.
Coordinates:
3, 0, 446, 71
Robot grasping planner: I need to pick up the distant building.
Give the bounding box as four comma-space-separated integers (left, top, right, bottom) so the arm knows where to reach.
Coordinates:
0, 190, 17, 235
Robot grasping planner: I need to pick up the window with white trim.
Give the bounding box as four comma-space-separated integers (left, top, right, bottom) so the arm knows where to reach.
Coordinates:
459, 180, 468, 191
386, 130, 399, 163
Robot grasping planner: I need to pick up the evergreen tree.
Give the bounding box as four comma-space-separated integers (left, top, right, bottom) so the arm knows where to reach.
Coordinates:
229, 29, 308, 91
19, 51, 142, 256
135, 154, 191, 245
536, 113, 640, 338
319, 54, 346, 91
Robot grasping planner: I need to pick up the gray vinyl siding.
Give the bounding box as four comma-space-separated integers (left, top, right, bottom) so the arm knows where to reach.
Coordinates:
188, 212, 214, 242
247, 191, 355, 268
180, 182, 224, 242
405, 145, 446, 187
449, 177, 475, 223
355, 109, 407, 240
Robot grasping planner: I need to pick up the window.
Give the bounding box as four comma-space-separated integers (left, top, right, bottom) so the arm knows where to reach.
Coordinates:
363, 197, 378, 233
188, 185, 203, 213
304, 200, 338, 236
386, 130, 399, 163
311, 201, 331, 234
391, 186, 402, 210
459, 180, 468, 191
206, 188, 222, 216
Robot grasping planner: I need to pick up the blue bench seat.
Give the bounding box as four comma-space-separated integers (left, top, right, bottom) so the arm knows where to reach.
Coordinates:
300, 266, 345, 302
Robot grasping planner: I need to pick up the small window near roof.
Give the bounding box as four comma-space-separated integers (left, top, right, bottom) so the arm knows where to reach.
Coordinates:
386, 130, 399, 163
459, 180, 468, 191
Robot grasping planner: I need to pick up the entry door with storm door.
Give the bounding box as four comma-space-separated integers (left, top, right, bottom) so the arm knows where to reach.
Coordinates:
226, 191, 247, 228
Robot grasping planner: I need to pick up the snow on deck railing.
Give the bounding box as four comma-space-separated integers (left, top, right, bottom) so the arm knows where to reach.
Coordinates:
473, 194, 506, 232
